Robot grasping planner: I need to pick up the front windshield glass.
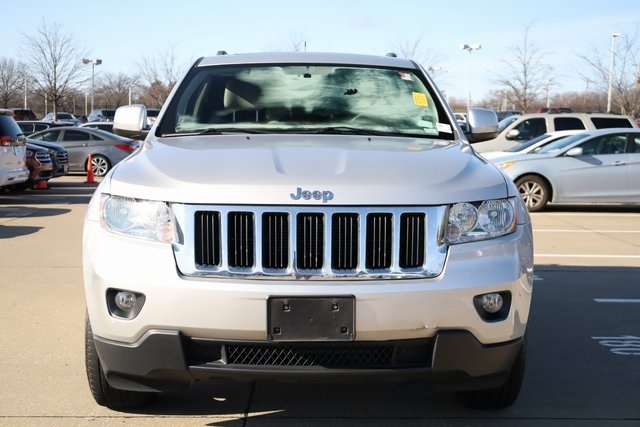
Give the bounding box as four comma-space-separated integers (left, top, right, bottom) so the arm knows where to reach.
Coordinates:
159, 64, 453, 139
498, 115, 518, 132
536, 132, 590, 154
507, 133, 550, 152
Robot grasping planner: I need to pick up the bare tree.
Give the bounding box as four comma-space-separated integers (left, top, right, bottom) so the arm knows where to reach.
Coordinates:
578, 30, 640, 116
96, 73, 140, 109
495, 24, 551, 112
393, 37, 444, 70
137, 46, 183, 107
21, 20, 87, 115
0, 58, 26, 108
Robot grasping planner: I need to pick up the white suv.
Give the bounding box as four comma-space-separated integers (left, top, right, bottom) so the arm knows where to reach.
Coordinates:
83, 52, 533, 410
0, 109, 28, 189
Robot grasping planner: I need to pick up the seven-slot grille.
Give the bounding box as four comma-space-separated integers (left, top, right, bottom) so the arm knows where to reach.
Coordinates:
181, 206, 446, 279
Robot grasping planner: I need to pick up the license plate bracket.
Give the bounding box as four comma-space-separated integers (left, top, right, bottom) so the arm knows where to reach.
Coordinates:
267, 296, 355, 342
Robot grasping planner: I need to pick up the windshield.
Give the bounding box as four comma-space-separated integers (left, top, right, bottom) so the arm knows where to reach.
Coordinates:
498, 115, 518, 132
158, 64, 454, 139
536, 132, 591, 154
507, 133, 550, 152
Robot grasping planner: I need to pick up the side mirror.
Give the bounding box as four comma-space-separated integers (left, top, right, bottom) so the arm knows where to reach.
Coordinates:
113, 104, 149, 140
506, 129, 521, 140
465, 108, 499, 143
565, 147, 583, 157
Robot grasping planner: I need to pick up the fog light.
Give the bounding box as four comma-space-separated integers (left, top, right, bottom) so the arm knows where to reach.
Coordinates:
115, 291, 137, 311
107, 289, 145, 319
480, 293, 503, 313
473, 291, 511, 322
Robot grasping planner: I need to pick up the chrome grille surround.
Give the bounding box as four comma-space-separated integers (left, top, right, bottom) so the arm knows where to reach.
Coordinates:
172, 204, 448, 280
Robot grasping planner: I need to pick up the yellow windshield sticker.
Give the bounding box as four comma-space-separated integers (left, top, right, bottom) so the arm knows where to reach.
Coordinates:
412, 92, 428, 107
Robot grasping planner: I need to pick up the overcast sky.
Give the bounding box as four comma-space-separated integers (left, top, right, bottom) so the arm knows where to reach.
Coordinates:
5, 0, 640, 104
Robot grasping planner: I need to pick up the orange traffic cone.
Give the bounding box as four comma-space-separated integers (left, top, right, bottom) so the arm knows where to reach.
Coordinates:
33, 180, 48, 190
85, 154, 96, 184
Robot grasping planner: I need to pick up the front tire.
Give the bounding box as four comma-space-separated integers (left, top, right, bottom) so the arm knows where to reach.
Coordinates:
85, 315, 154, 409
456, 335, 527, 410
515, 175, 549, 212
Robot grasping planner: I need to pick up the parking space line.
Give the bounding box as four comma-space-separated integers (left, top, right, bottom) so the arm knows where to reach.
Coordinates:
595, 299, 640, 303
535, 254, 640, 259
534, 229, 640, 233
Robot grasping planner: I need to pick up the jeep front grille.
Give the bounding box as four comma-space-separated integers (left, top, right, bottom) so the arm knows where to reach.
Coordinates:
173, 205, 447, 280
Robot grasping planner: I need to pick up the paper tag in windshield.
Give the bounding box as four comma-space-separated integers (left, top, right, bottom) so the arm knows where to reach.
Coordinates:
437, 123, 452, 134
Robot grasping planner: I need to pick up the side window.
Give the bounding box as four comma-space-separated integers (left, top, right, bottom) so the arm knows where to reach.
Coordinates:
63, 130, 89, 141
34, 130, 60, 142
513, 118, 546, 140
632, 135, 640, 153
579, 134, 627, 155
554, 117, 585, 131
591, 118, 633, 128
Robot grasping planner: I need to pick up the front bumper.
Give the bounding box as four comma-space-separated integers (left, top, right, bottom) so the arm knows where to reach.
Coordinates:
94, 328, 524, 392
84, 198, 533, 392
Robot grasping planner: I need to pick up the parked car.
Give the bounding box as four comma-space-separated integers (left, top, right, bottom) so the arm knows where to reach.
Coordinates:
6, 142, 54, 190
87, 109, 116, 122
536, 107, 574, 114
474, 112, 637, 153
0, 109, 29, 189
480, 130, 583, 160
495, 110, 522, 121
42, 112, 81, 126
146, 108, 160, 127
85, 52, 533, 410
493, 128, 640, 211
28, 127, 137, 177
80, 121, 114, 133
17, 120, 67, 136
10, 108, 38, 121
27, 139, 69, 178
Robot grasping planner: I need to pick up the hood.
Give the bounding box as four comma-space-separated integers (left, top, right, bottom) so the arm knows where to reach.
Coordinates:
106, 134, 509, 205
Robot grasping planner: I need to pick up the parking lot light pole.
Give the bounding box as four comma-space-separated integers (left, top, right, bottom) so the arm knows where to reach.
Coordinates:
82, 58, 102, 114
607, 33, 620, 113
460, 44, 481, 112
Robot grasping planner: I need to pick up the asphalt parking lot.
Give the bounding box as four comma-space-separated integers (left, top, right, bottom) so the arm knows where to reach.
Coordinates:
1, 176, 639, 426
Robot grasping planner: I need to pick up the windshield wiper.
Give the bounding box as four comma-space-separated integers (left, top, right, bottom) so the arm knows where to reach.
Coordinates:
161, 128, 270, 137
308, 126, 392, 136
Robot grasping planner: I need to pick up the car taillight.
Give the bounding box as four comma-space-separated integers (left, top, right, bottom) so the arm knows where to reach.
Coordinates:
1, 136, 13, 146
115, 144, 135, 152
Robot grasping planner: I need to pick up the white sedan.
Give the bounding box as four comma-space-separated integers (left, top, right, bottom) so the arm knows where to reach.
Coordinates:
493, 128, 640, 211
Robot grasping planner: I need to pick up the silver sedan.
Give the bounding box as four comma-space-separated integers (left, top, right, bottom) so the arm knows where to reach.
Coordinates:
28, 127, 137, 176
493, 128, 640, 211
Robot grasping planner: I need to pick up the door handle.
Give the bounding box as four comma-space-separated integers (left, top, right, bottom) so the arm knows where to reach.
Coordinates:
612, 160, 626, 166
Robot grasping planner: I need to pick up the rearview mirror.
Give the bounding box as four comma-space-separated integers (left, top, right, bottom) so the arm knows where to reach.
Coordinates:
113, 104, 149, 140
506, 129, 521, 140
465, 108, 499, 143
565, 147, 583, 157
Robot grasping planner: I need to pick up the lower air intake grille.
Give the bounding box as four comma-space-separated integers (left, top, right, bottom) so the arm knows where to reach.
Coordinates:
224, 341, 433, 368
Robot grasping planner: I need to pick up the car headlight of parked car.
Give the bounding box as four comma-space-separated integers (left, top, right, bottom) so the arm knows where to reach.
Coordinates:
101, 194, 174, 243
446, 198, 517, 244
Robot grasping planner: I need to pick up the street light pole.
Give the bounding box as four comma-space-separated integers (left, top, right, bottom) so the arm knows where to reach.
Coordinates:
82, 58, 102, 114
607, 33, 620, 113
460, 44, 481, 111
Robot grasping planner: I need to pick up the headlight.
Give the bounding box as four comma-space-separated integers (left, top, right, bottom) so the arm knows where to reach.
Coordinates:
446, 198, 516, 244
101, 195, 174, 243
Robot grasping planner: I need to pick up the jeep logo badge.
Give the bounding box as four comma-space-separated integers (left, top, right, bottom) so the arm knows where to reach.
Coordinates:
290, 187, 334, 203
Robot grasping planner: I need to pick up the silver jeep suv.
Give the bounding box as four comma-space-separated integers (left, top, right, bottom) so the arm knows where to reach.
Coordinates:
83, 52, 533, 410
